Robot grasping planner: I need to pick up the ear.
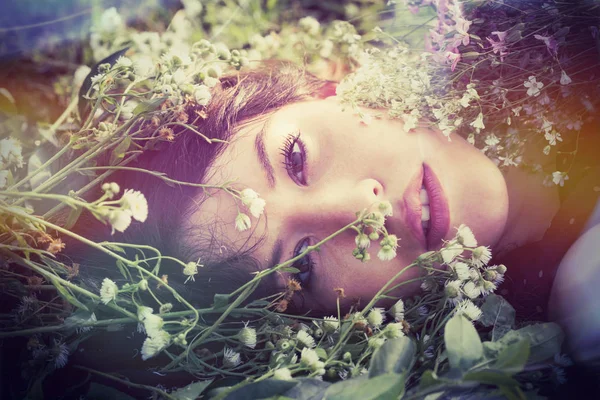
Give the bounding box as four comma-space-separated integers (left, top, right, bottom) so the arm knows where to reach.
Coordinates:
316, 80, 338, 99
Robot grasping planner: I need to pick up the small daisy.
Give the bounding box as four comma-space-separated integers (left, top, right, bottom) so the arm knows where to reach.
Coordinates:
248, 197, 266, 218
441, 241, 464, 264
455, 299, 482, 321
141, 331, 171, 360
235, 213, 252, 232
239, 324, 257, 349
355, 233, 370, 250
462, 281, 481, 299
273, 368, 294, 381
471, 246, 492, 267
452, 262, 470, 281
445, 280, 463, 304
322, 316, 339, 333
377, 245, 396, 261
296, 329, 316, 349
455, 224, 477, 247
389, 299, 405, 322
223, 347, 242, 368
300, 348, 319, 367
383, 323, 404, 339
107, 209, 132, 234
367, 308, 385, 328
99, 278, 118, 305
120, 189, 148, 222
378, 201, 393, 216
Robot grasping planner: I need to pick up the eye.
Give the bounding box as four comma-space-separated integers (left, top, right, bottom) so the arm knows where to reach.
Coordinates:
279, 132, 308, 186
291, 237, 315, 287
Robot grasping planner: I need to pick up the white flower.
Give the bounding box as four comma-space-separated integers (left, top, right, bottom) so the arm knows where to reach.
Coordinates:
273, 367, 294, 381
469, 112, 485, 131
296, 329, 316, 348
299, 16, 320, 36
560, 70, 572, 85
367, 307, 385, 328
377, 245, 396, 261
480, 280, 497, 296
445, 280, 463, 300
0, 170, 8, 188
545, 130, 563, 146
441, 241, 464, 264
142, 313, 164, 338
133, 55, 156, 78
235, 213, 252, 232
100, 278, 118, 304
383, 323, 405, 339
368, 337, 386, 350
462, 281, 481, 299
108, 209, 132, 234
389, 299, 405, 322
322, 316, 339, 333
172, 69, 187, 85
456, 224, 477, 247
193, 84, 212, 106
248, 197, 266, 218
114, 56, 132, 69
300, 348, 319, 367
239, 325, 257, 349
471, 246, 492, 267
223, 347, 242, 368
0, 138, 24, 168
452, 262, 471, 281
93, 7, 124, 36
240, 188, 259, 205
524, 76, 543, 97
120, 189, 148, 222
183, 261, 199, 283
552, 171, 569, 187
182, 0, 203, 18
455, 299, 482, 321
378, 201, 393, 217
141, 330, 171, 360
355, 233, 370, 250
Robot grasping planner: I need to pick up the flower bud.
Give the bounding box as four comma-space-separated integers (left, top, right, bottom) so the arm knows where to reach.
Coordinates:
343, 352, 352, 362
138, 279, 148, 291
159, 303, 173, 314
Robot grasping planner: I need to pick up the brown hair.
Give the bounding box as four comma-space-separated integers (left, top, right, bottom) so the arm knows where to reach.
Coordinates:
70, 61, 333, 308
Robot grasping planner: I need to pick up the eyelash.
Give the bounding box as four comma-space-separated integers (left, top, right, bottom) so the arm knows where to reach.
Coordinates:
279, 131, 308, 186
291, 237, 315, 288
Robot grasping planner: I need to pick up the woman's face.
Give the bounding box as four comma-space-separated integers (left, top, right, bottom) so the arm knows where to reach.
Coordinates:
187, 96, 509, 312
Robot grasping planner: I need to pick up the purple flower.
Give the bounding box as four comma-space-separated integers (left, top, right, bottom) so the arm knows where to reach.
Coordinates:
486, 36, 508, 61
534, 34, 558, 56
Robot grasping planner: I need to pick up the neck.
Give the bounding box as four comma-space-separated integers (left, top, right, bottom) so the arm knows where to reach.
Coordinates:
493, 149, 560, 258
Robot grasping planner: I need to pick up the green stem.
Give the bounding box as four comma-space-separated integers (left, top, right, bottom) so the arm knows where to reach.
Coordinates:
73, 365, 178, 400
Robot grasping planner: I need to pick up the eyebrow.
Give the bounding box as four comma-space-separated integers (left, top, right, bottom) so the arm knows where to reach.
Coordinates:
254, 116, 276, 189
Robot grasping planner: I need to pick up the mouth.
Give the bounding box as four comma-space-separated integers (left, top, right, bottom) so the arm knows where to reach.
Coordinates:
403, 164, 450, 250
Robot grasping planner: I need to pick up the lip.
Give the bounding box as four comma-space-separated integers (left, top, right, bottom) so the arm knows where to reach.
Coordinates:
402, 166, 427, 249
402, 164, 450, 250
422, 164, 450, 250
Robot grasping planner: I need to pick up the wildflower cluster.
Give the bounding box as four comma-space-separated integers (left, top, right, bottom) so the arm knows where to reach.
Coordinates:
351, 201, 400, 262
337, 0, 600, 187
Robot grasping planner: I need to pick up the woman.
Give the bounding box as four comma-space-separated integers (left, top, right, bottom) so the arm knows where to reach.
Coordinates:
66, 59, 600, 338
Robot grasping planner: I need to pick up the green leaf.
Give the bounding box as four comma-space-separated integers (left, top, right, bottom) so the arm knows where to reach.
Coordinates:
463, 370, 520, 387
495, 323, 563, 364
223, 379, 298, 400
104, 243, 126, 254
315, 347, 328, 360
369, 336, 416, 378
418, 370, 439, 390
109, 136, 131, 166
323, 373, 405, 400
495, 339, 530, 375
213, 293, 230, 309
86, 382, 136, 400
282, 378, 331, 399
115, 259, 129, 280
444, 314, 483, 372
498, 384, 527, 400
479, 294, 516, 341
171, 379, 214, 400
133, 97, 167, 116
